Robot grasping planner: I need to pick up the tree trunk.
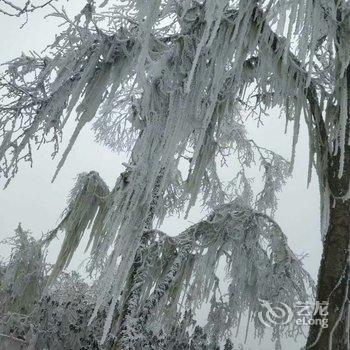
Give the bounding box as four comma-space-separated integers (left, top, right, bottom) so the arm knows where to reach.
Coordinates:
306, 149, 350, 349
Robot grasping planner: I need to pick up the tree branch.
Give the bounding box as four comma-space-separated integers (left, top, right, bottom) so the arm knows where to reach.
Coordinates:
0, 0, 56, 17
251, 6, 328, 148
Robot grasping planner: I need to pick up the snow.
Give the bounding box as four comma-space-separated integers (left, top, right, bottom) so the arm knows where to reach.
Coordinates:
0, 0, 348, 348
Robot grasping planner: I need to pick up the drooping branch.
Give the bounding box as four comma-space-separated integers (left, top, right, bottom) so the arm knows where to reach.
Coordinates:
0, 196, 313, 349
45, 171, 110, 283
111, 201, 314, 349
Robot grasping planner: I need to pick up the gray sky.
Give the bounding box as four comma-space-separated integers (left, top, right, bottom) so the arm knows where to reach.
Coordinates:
0, 3, 322, 349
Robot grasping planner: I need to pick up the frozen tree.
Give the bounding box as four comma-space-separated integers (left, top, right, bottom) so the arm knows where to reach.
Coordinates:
0, 0, 350, 349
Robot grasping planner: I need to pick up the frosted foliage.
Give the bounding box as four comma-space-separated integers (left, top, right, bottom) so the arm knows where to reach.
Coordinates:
0, 229, 110, 349
0, 262, 242, 349
106, 201, 314, 349
1, 0, 349, 347
0, 1, 56, 17
0, 211, 312, 349
0, 225, 45, 315
1, 268, 110, 349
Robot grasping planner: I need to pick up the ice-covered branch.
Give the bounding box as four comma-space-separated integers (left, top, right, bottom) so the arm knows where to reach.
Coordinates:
111, 201, 314, 349
0, 224, 45, 315
0, 3, 332, 346
45, 171, 110, 283
0, 200, 313, 349
0, 0, 56, 17
0, 8, 138, 185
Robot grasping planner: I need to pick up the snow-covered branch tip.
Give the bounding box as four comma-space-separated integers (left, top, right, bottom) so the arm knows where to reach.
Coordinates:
0, 0, 57, 17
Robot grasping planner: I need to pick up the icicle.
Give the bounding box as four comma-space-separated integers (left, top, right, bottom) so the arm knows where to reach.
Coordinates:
184, 7, 212, 93
320, 183, 331, 240
289, 92, 303, 171
338, 75, 348, 179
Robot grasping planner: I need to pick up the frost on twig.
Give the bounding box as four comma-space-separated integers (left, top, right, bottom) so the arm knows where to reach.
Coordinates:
45, 171, 110, 283
1, 0, 343, 347
0, 5, 137, 185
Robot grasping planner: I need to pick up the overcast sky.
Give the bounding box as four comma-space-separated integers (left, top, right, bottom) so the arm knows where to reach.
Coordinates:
0, 2, 322, 349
